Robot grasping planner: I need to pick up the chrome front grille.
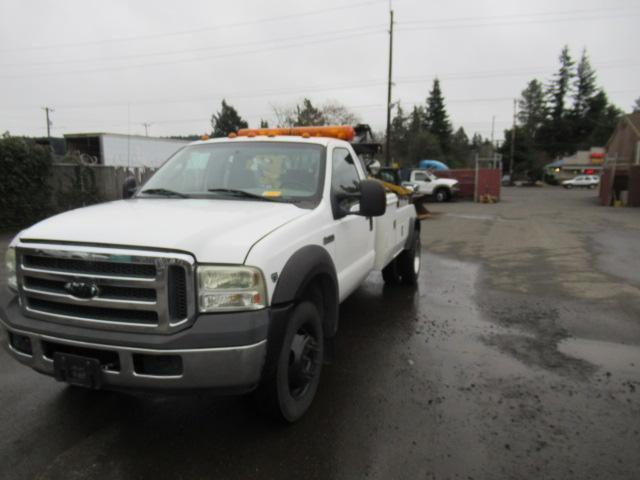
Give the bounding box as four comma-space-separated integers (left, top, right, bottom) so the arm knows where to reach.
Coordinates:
16, 244, 196, 333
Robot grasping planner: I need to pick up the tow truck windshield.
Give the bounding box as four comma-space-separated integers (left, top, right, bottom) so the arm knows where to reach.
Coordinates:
140, 141, 325, 205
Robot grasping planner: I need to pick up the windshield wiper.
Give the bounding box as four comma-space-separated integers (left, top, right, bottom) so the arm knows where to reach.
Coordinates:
140, 188, 189, 198
207, 188, 278, 202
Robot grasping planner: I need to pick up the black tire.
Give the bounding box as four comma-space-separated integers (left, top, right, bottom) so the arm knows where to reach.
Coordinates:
382, 258, 401, 284
397, 232, 422, 285
434, 188, 450, 203
256, 302, 323, 423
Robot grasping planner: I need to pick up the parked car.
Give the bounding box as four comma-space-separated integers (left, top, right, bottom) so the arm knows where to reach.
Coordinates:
1, 125, 423, 423
562, 175, 600, 189
409, 169, 459, 202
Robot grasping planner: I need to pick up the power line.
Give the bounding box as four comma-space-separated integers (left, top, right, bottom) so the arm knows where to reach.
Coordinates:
400, 5, 640, 26
397, 11, 640, 31
0, 24, 387, 69
0, 0, 388, 53
2, 66, 635, 114
1, 79, 389, 110
0, 29, 386, 79
395, 61, 640, 84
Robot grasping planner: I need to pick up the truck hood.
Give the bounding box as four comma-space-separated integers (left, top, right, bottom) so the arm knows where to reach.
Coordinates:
19, 199, 308, 264
437, 178, 459, 187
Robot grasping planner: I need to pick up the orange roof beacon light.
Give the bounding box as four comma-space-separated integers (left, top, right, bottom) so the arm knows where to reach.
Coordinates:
228, 132, 237, 138
200, 133, 210, 140
236, 125, 355, 141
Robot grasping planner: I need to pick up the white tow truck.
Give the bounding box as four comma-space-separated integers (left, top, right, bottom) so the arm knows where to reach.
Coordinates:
1, 125, 422, 422
409, 169, 459, 202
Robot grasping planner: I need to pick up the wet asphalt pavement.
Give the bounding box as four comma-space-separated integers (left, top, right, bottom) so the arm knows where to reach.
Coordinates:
1, 187, 640, 479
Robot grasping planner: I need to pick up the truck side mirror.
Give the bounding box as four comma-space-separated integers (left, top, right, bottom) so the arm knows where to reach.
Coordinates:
122, 176, 138, 199
358, 180, 386, 217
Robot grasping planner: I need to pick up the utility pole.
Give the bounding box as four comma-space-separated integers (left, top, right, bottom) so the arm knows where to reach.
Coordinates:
490, 115, 496, 150
509, 99, 516, 184
42, 106, 54, 141
141, 122, 152, 137
384, 7, 394, 167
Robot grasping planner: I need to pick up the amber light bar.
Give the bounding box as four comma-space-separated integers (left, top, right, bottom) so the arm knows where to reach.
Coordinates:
235, 125, 355, 141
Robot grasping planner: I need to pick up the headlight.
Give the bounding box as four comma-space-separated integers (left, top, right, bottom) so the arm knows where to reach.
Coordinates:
5, 247, 17, 292
197, 266, 267, 312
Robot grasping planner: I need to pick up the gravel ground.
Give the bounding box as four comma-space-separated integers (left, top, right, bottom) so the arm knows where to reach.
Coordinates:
0, 186, 639, 479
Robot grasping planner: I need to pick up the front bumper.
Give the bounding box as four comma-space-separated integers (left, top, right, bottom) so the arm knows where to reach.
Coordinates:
1, 294, 275, 392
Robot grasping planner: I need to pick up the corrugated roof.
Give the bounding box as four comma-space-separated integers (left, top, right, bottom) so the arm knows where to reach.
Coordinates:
625, 112, 640, 138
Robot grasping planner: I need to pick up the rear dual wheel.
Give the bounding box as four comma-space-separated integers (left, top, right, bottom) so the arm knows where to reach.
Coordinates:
382, 232, 422, 286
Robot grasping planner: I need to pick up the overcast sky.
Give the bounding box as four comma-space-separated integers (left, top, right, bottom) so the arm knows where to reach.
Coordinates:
1, 0, 638, 141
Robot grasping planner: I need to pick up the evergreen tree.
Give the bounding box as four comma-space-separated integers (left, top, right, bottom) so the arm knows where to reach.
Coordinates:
572, 49, 597, 118
569, 50, 599, 149
548, 46, 575, 122
259, 119, 269, 128
633, 97, 640, 112
518, 79, 547, 134
390, 103, 409, 164
210, 100, 248, 137
584, 89, 623, 148
407, 131, 442, 164
539, 46, 576, 157
471, 133, 484, 149
449, 127, 470, 168
408, 106, 425, 134
294, 98, 325, 126
424, 78, 453, 152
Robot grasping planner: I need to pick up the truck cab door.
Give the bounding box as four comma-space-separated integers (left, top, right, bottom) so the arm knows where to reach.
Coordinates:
330, 147, 375, 301
412, 171, 432, 194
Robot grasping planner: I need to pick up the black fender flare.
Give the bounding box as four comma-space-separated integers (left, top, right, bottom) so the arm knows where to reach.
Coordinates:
405, 217, 421, 250
271, 244, 339, 338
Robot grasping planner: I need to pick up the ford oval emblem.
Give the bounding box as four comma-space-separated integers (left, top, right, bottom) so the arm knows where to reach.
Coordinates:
64, 281, 100, 299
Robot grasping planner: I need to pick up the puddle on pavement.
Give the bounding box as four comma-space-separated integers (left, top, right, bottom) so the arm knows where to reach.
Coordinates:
592, 230, 640, 288
558, 337, 640, 379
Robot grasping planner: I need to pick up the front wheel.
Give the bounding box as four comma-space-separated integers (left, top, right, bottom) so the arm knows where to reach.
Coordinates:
256, 302, 323, 423
434, 188, 450, 202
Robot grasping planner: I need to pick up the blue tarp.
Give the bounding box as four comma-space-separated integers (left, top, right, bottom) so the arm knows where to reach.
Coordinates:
418, 159, 449, 170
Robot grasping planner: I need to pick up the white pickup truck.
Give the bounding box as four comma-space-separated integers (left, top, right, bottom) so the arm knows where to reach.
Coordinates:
409, 169, 459, 202
1, 126, 421, 422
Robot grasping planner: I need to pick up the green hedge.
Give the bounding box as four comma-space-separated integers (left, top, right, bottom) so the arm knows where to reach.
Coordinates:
0, 136, 53, 231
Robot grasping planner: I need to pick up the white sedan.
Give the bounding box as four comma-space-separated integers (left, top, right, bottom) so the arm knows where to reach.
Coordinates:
562, 175, 600, 189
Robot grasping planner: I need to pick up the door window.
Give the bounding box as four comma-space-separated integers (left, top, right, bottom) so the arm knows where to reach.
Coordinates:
332, 148, 362, 210
414, 172, 429, 182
